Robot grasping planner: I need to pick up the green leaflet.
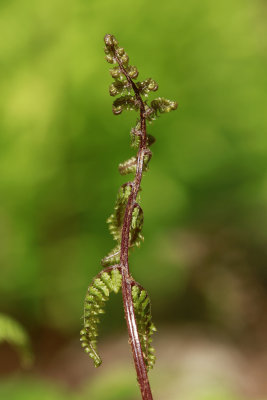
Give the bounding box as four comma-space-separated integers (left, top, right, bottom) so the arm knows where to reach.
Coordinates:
118, 156, 137, 175
112, 95, 139, 115
107, 183, 132, 242
136, 78, 158, 96
80, 268, 122, 367
109, 65, 139, 80
118, 152, 151, 177
104, 35, 126, 66
104, 34, 137, 81
102, 183, 132, 267
105, 182, 144, 252
149, 97, 178, 118
130, 121, 156, 149
130, 120, 142, 148
130, 204, 144, 247
109, 80, 132, 97
132, 285, 156, 371
101, 245, 121, 267
126, 65, 139, 79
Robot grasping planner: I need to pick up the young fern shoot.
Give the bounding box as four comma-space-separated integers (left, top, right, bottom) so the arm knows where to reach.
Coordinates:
80, 34, 177, 400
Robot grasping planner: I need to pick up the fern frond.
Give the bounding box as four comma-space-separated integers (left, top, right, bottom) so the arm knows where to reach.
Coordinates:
110, 268, 122, 293
107, 183, 132, 241
132, 285, 156, 371
81, 268, 122, 367
109, 65, 139, 81
104, 34, 130, 68
118, 156, 137, 176
136, 78, 158, 96
109, 66, 124, 80
112, 95, 140, 115
0, 313, 33, 367
130, 120, 142, 148
150, 97, 178, 116
126, 65, 139, 79
101, 245, 121, 267
109, 80, 132, 97
130, 122, 155, 149
81, 34, 177, 391
118, 151, 151, 176
130, 204, 144, 247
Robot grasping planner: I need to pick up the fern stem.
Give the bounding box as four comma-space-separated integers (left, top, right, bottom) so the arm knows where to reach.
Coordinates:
112, 45, 154, 400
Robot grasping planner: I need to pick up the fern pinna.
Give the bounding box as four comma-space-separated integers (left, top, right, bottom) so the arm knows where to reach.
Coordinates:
80, 34, 177, 400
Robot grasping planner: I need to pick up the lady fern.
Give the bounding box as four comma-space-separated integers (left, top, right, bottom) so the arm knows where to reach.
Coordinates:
80, 34, 177, 400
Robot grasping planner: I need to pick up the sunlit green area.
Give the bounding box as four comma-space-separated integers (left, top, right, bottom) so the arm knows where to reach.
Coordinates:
0, 0, 267, 398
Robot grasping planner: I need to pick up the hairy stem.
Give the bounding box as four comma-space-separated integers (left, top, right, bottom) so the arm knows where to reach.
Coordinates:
112, 46, 154, 400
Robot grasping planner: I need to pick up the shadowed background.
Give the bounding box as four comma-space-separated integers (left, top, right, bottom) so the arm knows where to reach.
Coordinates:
1, 0, 267, 399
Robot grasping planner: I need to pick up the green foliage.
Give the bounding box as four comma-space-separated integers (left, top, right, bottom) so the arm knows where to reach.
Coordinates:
132, 286, 156, 370
112, 95, 140, 115
101, 245, 121, 267
0, 313, 33, 367
147, 97, 178, 121
118, 156, 137, 175
130, 123, 156, 149
136, 78, 158, 96
103, 181, 145, 261
130, 204, 144, 247
80, 268, 122, 367
80, 266, 156, 372
106, 183, 132, 242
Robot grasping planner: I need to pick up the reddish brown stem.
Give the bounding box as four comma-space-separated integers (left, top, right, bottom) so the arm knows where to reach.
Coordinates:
112, 47, 154, 400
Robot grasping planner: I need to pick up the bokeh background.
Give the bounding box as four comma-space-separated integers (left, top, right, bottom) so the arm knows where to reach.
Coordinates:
1, 0, 267, 399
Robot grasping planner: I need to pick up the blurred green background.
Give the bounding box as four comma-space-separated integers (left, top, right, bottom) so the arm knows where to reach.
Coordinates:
1, 0, 267, 399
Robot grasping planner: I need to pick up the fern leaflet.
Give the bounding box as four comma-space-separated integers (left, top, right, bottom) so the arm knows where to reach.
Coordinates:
80, 268, 122, 367
132, 285, 156, 371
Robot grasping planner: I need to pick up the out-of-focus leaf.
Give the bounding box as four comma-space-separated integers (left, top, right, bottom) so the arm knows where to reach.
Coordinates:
0, 313, 33, 367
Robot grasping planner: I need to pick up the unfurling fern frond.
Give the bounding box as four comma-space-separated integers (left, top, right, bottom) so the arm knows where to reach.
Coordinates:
112, 95, 140, 115
130, 204, 144, 247
109, 65, 139, 80
130, 121, 156, 149
136, 78, 158, 96
149, 97, 178, 118
81, 34, 177, 396
109, 80, 132, 97
101, 245, 121, 267
106, 183, 132, 242
103, 183, 144, 259
118, 156, 137, 176
119, 152, 152, 176
132, 285, 156, 371
80, 268, 122, 367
